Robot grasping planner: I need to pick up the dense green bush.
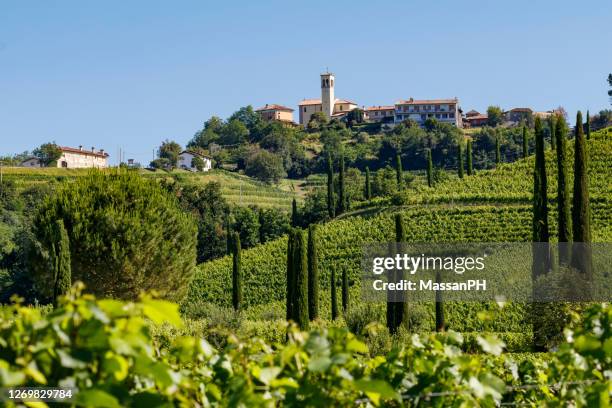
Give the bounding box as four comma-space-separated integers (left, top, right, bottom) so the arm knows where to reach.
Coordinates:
31, 170, 197, 301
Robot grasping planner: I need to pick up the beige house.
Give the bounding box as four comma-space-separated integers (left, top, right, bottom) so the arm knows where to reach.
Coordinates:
255, 104, 295, 123
298, 72, 358, 125
364, 106, 395, 123
394, 98, 462, 127
57, 146, 109, 168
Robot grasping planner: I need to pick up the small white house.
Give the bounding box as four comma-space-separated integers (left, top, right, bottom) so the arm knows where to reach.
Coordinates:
178, 150, 212, 172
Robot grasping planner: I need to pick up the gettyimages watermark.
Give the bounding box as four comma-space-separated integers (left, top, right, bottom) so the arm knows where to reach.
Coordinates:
361, 243, 612, 302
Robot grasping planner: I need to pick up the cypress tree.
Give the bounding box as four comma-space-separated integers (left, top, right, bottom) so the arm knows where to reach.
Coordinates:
338, 155, 346, 215
395, 153, 403, 188
292, 229, 309, 329
341, 267, 348, 313
586, 110, 591, 140
365, 167, 371, 200
466, 139, 473, 176
571, 111, 592, 276
286, 229, 294, 321
556, 116, 572, 265
326, 152, 335, 218
435, 271, 445, 332
522, 126, 528, 158
495, 136, 501, 165
258, 208, 265, 244
225, 208, 232, 255
52, 219, 71, 306
231, 232, 242, 311
331, 266, 338, 321
426, 149, 433, 187
291, 198, 299, 227
532, 116, 550, 278
549, 116, 556, 151
457, 143, 464, 179
307, 224, 319, 321
387, 213, 406, 334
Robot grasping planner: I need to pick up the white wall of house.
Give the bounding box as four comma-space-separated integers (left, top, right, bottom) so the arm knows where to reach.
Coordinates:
178, 152, 212, 172
57, 151, 108, 168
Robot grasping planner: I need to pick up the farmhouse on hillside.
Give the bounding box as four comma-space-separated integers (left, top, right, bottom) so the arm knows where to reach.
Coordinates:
20, 146, 109, 168
178, 150, 212, 172
255, 104, 295, 124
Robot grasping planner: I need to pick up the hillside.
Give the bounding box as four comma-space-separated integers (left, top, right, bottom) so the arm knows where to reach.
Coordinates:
186, 128, 612, 318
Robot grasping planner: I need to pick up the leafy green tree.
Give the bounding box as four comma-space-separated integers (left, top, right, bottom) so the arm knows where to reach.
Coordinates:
220, 119, 249, 145
52, 219, 71, 307
330, 266, 338, 321
307, 224, 319, 321
228, 105, 261, 134
532, 116, 550, 276
307, 111, 329, 131
457, 143, 464, 179
31, 171, 197, 301
424, 117, 439, 132
258, 208, 289, 244
231, 232, 242, 311
191, 156, 205, 171
244, 149, 286, 183
571, 111, 592, 276
341, 267, 348, 314
326, 152, 335, 218
346, 108, 364, 127
426, 149, 433, 187
33, 142, 62, 166
522, 126, 528, 158
466, 140, 473, 176
395, 153, 403, 188
292, 229, 309, 329
232, 206, 260, 249
486, 106, 504, 127
364, 167, 371, 200
159, 140, 182, 168
338, 155, 346, 215
555, 116, 572, 265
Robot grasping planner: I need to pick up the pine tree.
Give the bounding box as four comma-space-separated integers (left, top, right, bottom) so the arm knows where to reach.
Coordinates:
331, 266, 338, 321
466, 139, 473, 176
291, 198, 299, 227
426, 149, 433, 187
549, 116, 556, 151
341, 267, 348, 313
457, 142, 464, 179
307, 224, 319, 321
286, 229, 294, 321
495, 136, 501, 165
522, 126, 528, 159
364, 167, 371, 200
586, 110, 591, 140
532, 116, 550, 278
231, 232, 242, 311
292, 229, 309, 329
556, 116, 572, 265
571, 111, 592, 276
338, 155, 346, 215
395, 153, 403, 188
326, 152, 335, 218
52, 219, 71, 306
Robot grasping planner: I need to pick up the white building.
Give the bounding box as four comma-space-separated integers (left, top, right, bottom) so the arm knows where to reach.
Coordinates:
298, 72, 358, 125
178, 150, 212, 172
394, 98, 462, 127
56, 146, 109, 168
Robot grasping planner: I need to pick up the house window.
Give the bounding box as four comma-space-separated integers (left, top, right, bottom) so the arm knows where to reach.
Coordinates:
421, 114, 426, 120
450, 113, 455, 118
304, 107, 307, 112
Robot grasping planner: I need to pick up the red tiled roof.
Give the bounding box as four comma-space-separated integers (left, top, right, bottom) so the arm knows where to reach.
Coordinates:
465, 114, 488, 121
335, 99, 357, 105
60, 146, 109, 158
365, 105, 395, 111
396, 98, 458, 105
255, 104, 294, 112
298, 98, 357, 106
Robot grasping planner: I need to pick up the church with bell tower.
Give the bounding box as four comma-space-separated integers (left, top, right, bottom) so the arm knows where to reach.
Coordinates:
298, 71, 358, 126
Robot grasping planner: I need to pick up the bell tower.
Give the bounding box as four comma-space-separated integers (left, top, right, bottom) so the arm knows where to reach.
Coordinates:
320, 72, 335, 119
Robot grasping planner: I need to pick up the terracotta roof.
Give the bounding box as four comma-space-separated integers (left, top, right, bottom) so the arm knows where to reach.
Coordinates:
365, 105, 395, 111
298, 98, 357, 106
465, 114, 488, 121
255, 104, 294, 112
396, 98, 458, 105
60, 146, 109, 158
335, 99, 357, 105
466, 109, 480, 116
509, 108, 533, 113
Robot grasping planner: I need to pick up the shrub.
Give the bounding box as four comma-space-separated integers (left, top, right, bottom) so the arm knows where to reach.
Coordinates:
31, 170, 197, 301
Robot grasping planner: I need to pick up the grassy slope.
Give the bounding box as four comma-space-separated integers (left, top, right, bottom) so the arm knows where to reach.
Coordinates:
187, 128, 612, 329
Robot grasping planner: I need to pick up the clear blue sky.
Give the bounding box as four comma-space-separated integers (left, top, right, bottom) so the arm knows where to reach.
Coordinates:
1, 0, 611, 164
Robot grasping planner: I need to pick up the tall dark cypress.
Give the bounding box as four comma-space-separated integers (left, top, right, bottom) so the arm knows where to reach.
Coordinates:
495, 136, 501, 165
466, 140, 473, 176
426, 149, 433, 187
258, 208, 265, 244
286, 229, 294, 321
307, 224, 319, 321
457, 143, 464, 179
292, 229, 309, 329
331, 266, 338, 321
365, 167, 371, 200
549, 116, 556, 151
53, 219, 71, 306
522, 126, 528, 159
585, 111, 591, 140
556, 116, 572, 265
387, 213, 406, 334
232, 232, 242, 311
571, 111, 592, 276
326, 152, 335, 218
341, 267, 348, 313
225, 208, 232, 255
532, 116, 550, 278
395, 153, 403, 188
435, 271, 445, 332
338, 155, 346, 215
291, 198, 299, 227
